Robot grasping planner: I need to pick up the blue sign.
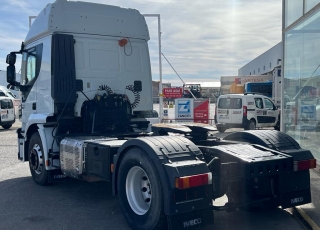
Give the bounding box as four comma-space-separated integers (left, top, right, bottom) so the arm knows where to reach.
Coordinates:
175, 99, 194, 119
300, 105, 316, 119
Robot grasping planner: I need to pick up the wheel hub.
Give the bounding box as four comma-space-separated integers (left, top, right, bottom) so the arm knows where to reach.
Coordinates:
30, 144, 43, 175
126, 166, 152, 215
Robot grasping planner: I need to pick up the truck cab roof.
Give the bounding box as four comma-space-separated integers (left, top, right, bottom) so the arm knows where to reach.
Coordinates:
25, 0, 150, 45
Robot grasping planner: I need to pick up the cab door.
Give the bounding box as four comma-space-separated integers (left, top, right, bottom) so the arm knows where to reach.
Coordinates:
263, 98, 277, 125
217, 97, 232, 123
20, 45, 41, 123
254, 97, 265, 126
230, 97, 243, 123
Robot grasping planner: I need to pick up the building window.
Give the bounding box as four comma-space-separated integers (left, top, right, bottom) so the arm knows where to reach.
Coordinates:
264, 66, 265, 71
254, 70, 255, 74
250, 72, 251, 75
285, 0, 303, 28
305, 0, 320, 13
270, 63, 272, 68
258, 68, 260, 73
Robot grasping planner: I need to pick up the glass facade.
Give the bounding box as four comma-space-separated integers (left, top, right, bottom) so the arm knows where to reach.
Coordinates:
283, 8, 320, 161
285, 0, 303, 28
305, 0, 320, 12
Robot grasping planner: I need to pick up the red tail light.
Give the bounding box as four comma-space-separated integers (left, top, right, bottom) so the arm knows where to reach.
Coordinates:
243, 106, 247, 116
294, 159, 317, 171
175, 173, 212, 190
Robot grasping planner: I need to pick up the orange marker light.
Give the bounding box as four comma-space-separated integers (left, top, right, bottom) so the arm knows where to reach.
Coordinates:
294, 159, 317, 171
175, 173, 212, 190
118, 38, 128, 47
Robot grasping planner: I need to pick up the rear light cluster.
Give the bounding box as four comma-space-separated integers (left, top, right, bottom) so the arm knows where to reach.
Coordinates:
243, 106, 247, 116
294, 159, 317, 171
175, 173, 212, 190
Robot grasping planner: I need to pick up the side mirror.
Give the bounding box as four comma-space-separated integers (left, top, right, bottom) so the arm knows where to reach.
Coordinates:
7, 65, 16, 85
6, 53, 16, 65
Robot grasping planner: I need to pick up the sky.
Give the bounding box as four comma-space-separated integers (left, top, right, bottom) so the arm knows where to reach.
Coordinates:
0, 0, 282, 86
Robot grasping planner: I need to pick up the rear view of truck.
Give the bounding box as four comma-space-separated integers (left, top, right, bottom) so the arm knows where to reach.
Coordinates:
4, 1, 316, 230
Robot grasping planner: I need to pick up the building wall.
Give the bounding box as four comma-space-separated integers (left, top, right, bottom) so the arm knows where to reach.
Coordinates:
282, 0, 320, 162
238, 42, 282, 76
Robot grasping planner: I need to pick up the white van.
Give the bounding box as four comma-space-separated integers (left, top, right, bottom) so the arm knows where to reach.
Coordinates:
0, 97, 15, 129
215, 93, 280, 133
0, 85, 21, 118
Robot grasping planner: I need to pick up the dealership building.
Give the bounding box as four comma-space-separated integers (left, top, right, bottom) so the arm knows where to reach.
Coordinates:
282, 0, 320, 162
238, 1, 320, 162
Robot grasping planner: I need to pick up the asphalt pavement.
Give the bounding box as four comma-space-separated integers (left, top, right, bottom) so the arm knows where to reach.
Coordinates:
295, 168, 320, 230
0, 121, 308, 230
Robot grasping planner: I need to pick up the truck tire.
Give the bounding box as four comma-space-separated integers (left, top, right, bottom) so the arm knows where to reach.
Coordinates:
28, 132, 52, 186
245, 119, 256, 130
117, 147, 166, 230
2, 124, 12, 129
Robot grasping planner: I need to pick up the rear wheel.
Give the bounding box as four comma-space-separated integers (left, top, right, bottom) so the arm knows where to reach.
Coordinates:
117, 148, 166, 230
28, 132, 52, 185
246, 120, 256, 130
217, 127, 226, 133
2, 124, 12, 129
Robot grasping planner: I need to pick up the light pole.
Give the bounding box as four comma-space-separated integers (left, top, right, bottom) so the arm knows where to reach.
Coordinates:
143, 14, 163, 122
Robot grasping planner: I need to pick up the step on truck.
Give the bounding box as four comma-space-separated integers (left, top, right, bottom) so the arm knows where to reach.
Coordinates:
5, 1, 317, 229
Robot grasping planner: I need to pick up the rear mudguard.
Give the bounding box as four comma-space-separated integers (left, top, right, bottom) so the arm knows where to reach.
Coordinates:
224, 130, 314, 208
112, 136, 213, 216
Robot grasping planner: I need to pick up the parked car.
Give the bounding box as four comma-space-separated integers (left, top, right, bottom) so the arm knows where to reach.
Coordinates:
0, 96, 15, 129
0, 85, 21, 118
215, 93, 280, 133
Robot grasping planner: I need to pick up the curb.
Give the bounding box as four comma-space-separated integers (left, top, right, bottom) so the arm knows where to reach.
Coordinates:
288, 207, 320, 230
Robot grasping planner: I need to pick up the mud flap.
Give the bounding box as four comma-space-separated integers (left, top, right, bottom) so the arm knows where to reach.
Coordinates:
280, 188, 311, 209
167, 208, 214, 230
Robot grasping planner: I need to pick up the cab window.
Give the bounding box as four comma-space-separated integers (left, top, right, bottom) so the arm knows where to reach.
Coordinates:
0, 100, 11, 109
22, 48, 36, 85
264, 98, 274, 110
7, 100, 13, 109
254, 98, 264, 109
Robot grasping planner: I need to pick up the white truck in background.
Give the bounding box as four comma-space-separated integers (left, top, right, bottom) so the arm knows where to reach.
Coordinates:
5, 1, 316, 229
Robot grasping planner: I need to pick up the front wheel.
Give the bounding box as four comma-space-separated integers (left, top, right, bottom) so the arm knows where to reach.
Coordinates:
117, 148, 166, 230
217, 127, 226, 133
2, 124, 12, 129
28, 132, 52, 185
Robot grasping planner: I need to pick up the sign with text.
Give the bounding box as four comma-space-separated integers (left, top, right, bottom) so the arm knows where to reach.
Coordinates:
163, 88, 182, 98
175, 98, 194, 120
194, 99, 209, 124
298, 99, 317, 130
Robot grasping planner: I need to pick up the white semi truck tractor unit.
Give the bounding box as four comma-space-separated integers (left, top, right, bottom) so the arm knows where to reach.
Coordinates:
5, 1, 317, 230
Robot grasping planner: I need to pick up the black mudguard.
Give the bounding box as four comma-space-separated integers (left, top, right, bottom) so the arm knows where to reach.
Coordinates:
224, 130, 314, 208
113, 136, 213, 217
